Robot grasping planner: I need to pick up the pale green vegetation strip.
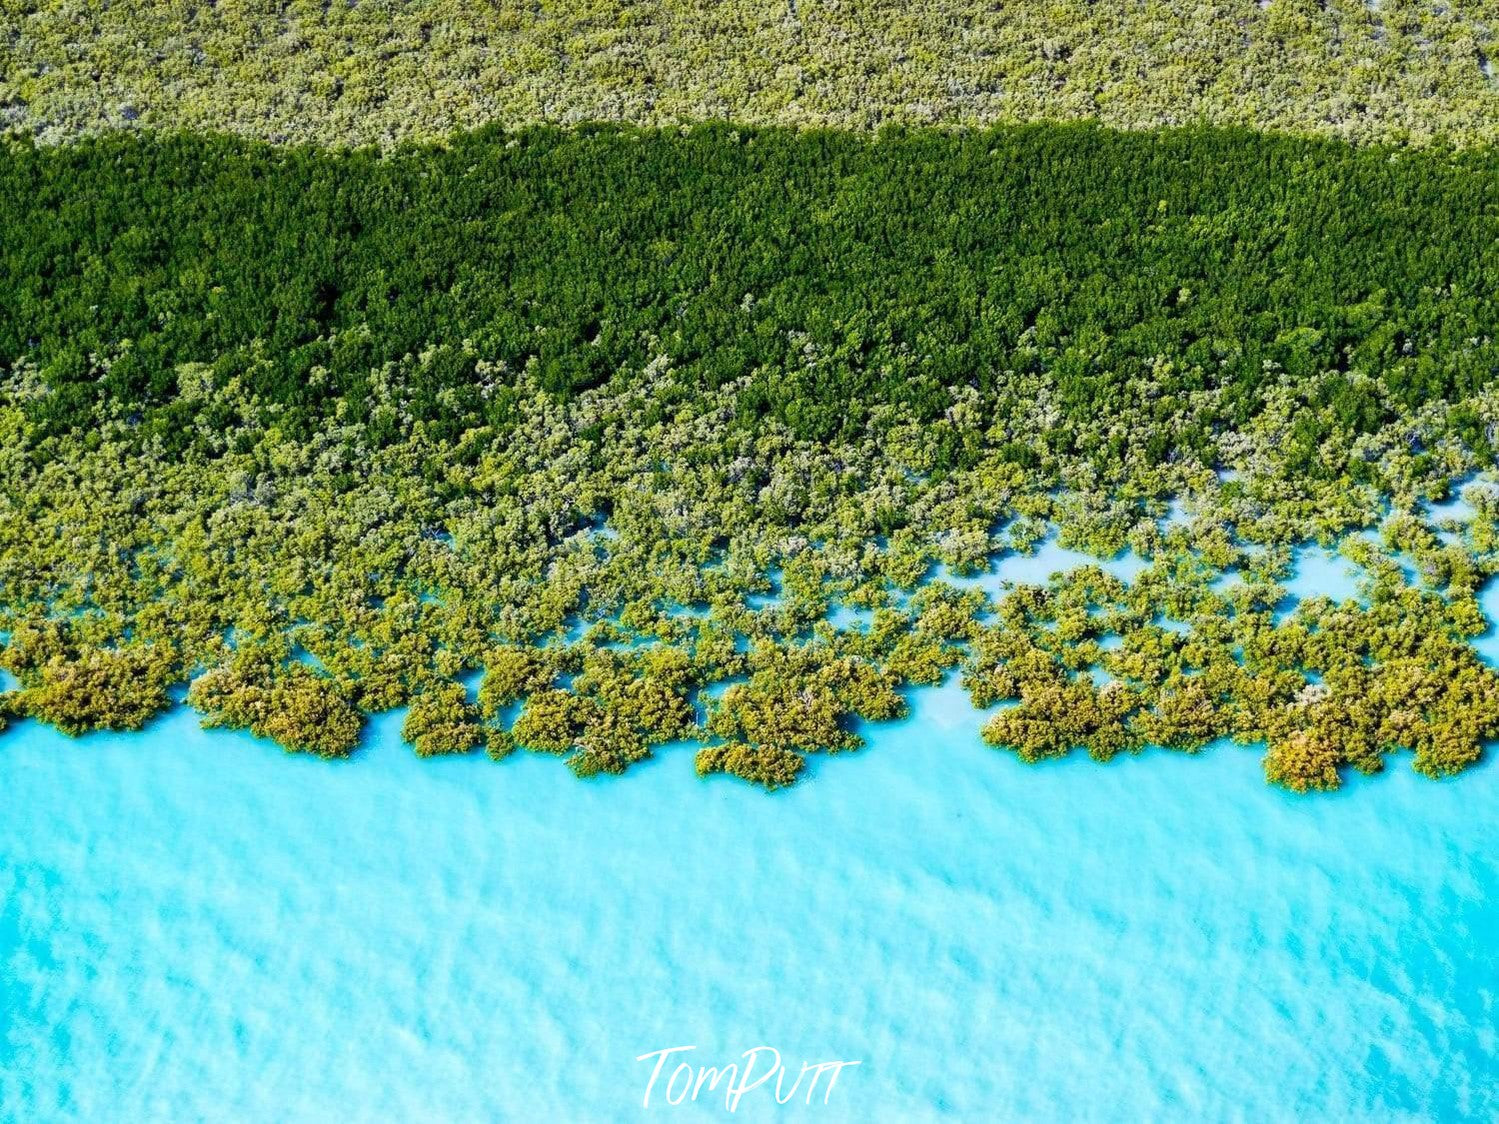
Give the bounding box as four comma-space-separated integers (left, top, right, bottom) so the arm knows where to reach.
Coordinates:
4, 0, 1498, 146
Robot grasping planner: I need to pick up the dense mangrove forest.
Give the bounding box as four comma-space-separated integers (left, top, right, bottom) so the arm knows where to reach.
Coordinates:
2, 122, 1498, 791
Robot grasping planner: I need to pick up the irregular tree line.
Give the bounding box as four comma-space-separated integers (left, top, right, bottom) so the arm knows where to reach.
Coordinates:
2, 124, 1499, 790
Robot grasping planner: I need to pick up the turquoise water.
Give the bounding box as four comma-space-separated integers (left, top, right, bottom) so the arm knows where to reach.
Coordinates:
3, 561, 1498, 1120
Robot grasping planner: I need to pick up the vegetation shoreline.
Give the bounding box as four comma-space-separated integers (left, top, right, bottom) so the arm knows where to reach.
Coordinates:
3, 121, 1498, 791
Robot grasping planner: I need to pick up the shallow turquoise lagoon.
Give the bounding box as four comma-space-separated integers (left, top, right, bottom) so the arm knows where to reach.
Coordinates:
3, 557, 1498, 1121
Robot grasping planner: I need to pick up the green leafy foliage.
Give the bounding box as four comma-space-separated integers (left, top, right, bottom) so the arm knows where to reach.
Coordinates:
3, 124, 1497, 472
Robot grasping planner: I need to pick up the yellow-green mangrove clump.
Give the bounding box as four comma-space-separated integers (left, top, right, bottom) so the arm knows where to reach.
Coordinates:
965, 557, 1499, 790
188, 660, 364, 758
402, 682, 484, 757
696, 742, 805, 790
17, 648, 174, 736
